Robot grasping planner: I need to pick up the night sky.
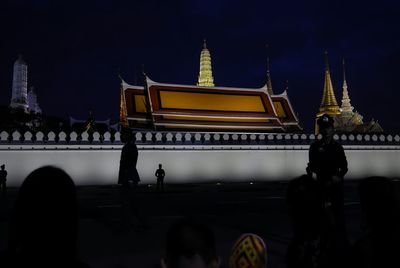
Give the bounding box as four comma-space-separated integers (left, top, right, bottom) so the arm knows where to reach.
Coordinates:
0, 0, 399, 133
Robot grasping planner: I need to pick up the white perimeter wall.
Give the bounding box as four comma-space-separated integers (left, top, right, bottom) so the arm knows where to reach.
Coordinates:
1, 145, 400, 186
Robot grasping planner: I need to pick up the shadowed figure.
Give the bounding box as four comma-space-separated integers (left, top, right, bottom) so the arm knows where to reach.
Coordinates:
351, 177, 400, 268
4, 166, 88, 268
286, 175, 322, 268
155, 163, 165, 192
0, 164, 7, 197
305, 114, 349, 267
161, 218, 220, 268
118, 128, 142, 228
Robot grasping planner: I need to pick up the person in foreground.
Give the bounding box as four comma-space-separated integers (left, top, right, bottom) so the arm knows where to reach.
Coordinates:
161, 218, 221, 268
3, 166, 89, 268
229, 233, 267, 268
306, 114, 349, 267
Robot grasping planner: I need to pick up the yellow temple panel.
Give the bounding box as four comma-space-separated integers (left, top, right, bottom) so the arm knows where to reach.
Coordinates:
163, 115, 269, 123
273, 101, 287, 118
159, 91, 265, 112
163, 125, 276, 130
134, 95, 147, 113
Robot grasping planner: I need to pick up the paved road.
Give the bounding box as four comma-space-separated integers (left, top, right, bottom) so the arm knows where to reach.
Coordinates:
0, 181, 369, 268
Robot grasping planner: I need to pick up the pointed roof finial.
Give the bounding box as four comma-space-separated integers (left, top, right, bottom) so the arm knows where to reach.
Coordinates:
142, 63, 146, 76
285, 80, 289, 91
265, 44, 273, 95
117, 67, 125, 83
203, 38, 207, 49
342, 58, 346, 82
16, 53, 26, 64
266, 44, 270, 70
324, 50, 330, 72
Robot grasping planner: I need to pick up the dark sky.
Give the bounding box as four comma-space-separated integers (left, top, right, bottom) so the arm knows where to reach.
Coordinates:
1, 0, 399, 133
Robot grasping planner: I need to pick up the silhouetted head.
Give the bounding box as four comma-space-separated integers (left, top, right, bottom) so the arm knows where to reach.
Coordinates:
229, 233, 267, 268
120, 127, 133, 143
1, 164, 5, 170
9, 166, 78, 259
159, 164, 163, 168
317, 114, 335, 141
162, 218, 220, 268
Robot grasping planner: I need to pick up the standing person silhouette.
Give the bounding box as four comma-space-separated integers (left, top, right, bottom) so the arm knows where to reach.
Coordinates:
306, 114, 349, 268
0, 164, 7, 197
155, 164, 165, 192
118, 128, 141, 227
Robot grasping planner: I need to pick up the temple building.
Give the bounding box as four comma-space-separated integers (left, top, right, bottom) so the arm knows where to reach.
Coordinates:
197, 39, 215, 87
120, 41, 302, 132
27, 86, 42, 114
70, 111, 113, 133
10, 55, 42, 114
10, 55, 29, 113
316, 53, 383, 134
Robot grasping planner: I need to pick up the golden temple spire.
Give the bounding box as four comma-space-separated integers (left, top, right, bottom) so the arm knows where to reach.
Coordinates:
340, 58, 354, 117
197, 39, 215, 87
318, 51, 341, 117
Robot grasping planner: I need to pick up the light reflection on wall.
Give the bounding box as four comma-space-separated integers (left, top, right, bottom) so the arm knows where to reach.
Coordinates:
1, 147, 400, 186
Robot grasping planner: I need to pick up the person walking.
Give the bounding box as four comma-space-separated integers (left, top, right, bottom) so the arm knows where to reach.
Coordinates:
118, 128, 141, 228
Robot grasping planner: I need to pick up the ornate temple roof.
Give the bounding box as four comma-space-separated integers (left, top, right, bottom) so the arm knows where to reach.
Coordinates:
119, 41, 301, 132
121, 75, 301, 132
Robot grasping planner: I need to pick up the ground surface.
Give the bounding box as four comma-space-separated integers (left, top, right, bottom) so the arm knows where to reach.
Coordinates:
0, 180, 373, 268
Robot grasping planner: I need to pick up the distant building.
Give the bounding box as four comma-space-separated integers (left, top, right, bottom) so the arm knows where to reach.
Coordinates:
120, 40, 302, 132
70, 111, 113, 133
10, 55, 29, 112
10, 55, 42, 115
27, 86, 42, 114
197, 39, 215, 87
316, 52, 383, 134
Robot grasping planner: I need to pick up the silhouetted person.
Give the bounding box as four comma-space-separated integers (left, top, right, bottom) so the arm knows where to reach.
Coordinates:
286, 175, 322, 268
306, 114, 349, 267
161, 218, 220, 268
229, 233, 267, 268
3, 166, 89, 268
351, 177, 400, 268
156, 163, 165, 192
0, 164, 7, 196
118, 128, 141, 227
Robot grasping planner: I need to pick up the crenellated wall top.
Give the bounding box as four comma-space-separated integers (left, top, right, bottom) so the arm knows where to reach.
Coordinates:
0, 130, 399, 146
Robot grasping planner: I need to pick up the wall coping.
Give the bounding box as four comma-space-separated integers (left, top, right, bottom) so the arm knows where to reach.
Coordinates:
0, 130, 399, 146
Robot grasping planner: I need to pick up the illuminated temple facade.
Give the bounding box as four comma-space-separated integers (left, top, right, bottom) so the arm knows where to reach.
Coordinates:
316, 53, 383, 134
120, 42, 301, 132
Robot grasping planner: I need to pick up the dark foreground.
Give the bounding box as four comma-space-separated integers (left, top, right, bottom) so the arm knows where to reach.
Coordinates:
0, 180, 381, 268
